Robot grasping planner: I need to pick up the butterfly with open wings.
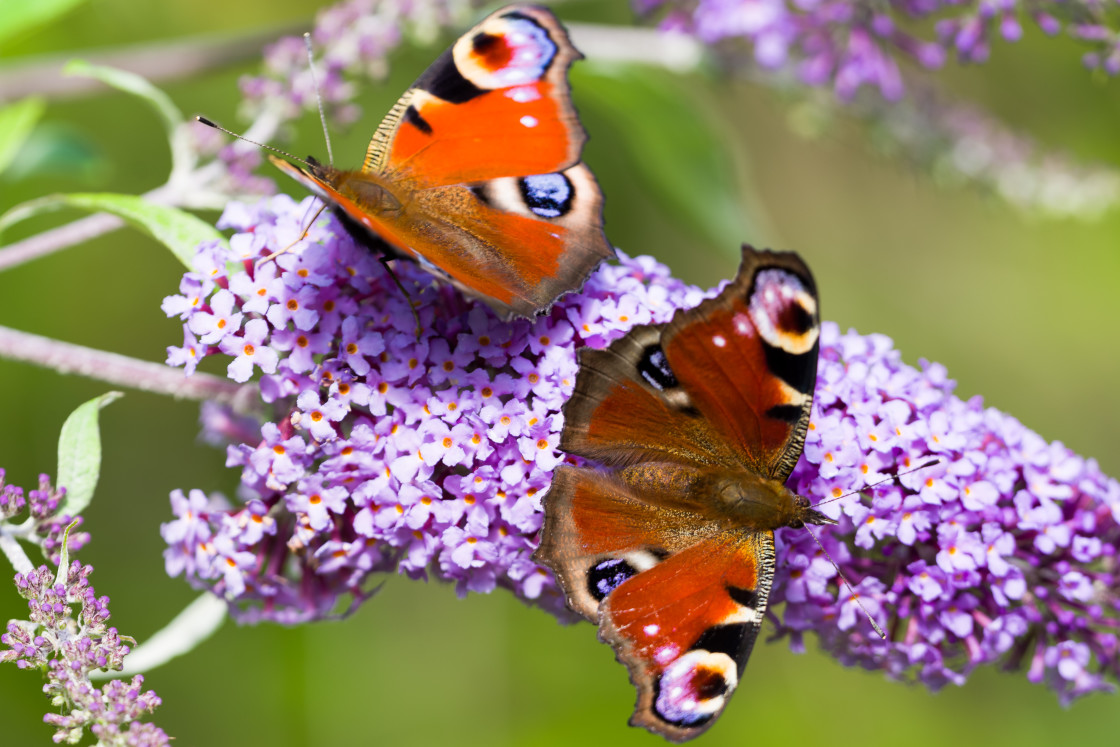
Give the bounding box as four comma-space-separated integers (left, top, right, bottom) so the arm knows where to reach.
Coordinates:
535, 244, 834, 742
271, 4, 613, 320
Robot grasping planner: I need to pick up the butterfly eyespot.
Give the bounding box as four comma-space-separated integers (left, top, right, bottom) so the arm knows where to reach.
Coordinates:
587, 558, 638, 601
748, 269, 819, 356
519, 173, 574, 218
654, 650, 738, 727
637, 344, 677, 391
453, 13, 557, 91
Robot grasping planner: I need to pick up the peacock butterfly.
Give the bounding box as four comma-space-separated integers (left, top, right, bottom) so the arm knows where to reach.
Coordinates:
534, 244, 833, 742
271, 4, 613, 320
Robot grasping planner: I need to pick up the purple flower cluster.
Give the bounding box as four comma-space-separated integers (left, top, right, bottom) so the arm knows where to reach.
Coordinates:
1, 557, 169, 746
161, 194, 708, 623
775, 323, 1120, 702
0, 471, 89, 565
637, 0, 1120, 99
164, 195, 1120, 701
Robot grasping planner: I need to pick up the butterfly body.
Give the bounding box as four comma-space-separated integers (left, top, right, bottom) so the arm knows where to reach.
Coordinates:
536, 245, 829, 742
272, 5, 612, 319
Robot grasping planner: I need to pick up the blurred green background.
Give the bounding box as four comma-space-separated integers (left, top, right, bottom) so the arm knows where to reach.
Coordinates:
2, 0, 1119, 744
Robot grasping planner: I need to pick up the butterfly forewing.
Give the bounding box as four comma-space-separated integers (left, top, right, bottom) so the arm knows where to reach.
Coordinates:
368, 6, 584, 184
560, 323, 743, 470
661, 247, 819, 482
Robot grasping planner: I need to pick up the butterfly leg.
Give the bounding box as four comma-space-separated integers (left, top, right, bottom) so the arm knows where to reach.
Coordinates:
378, 255, 422, 339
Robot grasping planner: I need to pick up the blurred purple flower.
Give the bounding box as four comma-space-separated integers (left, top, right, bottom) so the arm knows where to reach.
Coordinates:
639, 0, 1120, 99
164, 195, 1120, 702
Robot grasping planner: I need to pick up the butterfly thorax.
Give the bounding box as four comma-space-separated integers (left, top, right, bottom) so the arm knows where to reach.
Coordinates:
701, 468, 832, 531
312, 164, 403, 217
617, 463, 834, 533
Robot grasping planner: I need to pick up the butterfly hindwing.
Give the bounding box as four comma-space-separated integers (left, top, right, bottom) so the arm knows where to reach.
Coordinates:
560, 322, 742, 470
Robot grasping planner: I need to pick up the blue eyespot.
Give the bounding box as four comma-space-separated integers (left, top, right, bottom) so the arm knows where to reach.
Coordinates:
519, 173, 573, 218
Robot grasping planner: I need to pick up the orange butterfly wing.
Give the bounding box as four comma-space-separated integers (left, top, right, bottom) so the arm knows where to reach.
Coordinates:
661, 248, 820, 481
368, 5, 584, 184
273, 5, 611, 319
538, 245, 826, 741
535, 467, 775, 743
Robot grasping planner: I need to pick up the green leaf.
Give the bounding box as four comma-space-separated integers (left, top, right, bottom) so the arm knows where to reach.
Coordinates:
56, 391, 122, 518
0, 96, 46, 176
63, 60, 183, 138
575, 64, 766, 261
53, 518, 81, 585
0, 0, 88, 46
0, 192, 226, 267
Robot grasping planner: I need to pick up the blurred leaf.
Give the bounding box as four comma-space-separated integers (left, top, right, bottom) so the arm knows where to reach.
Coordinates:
56, 391, 122, 518
0, 192, 225, 267
63, 60, 184, 138
574, 63, 763, 261
0, 0, 88, 46
0, 121, 109, 183
0, 96, 45, 176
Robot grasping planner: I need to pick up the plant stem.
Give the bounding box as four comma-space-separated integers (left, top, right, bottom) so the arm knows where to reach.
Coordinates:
0, 325, 247, 406
0, 213, 124, 273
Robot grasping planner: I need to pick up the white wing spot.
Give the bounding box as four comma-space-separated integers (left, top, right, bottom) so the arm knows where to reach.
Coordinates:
644, 624, 660, 636
655, 644, 679, 665
712, 334, 727, 348
520, 115, 539, 128
506, 86, 541, 103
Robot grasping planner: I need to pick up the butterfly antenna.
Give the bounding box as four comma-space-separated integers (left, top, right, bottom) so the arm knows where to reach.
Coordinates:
304, 32, 335, 167
195, 117, 316, 170
803, 524, 887, 640
813, 457, 942, 510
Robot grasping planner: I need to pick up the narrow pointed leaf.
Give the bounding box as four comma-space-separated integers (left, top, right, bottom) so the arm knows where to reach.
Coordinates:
56, 391, 123, 518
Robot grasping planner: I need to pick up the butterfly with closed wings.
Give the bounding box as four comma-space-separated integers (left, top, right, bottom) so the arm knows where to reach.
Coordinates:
271, 4, 613, 320
535, 244, 834, 742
